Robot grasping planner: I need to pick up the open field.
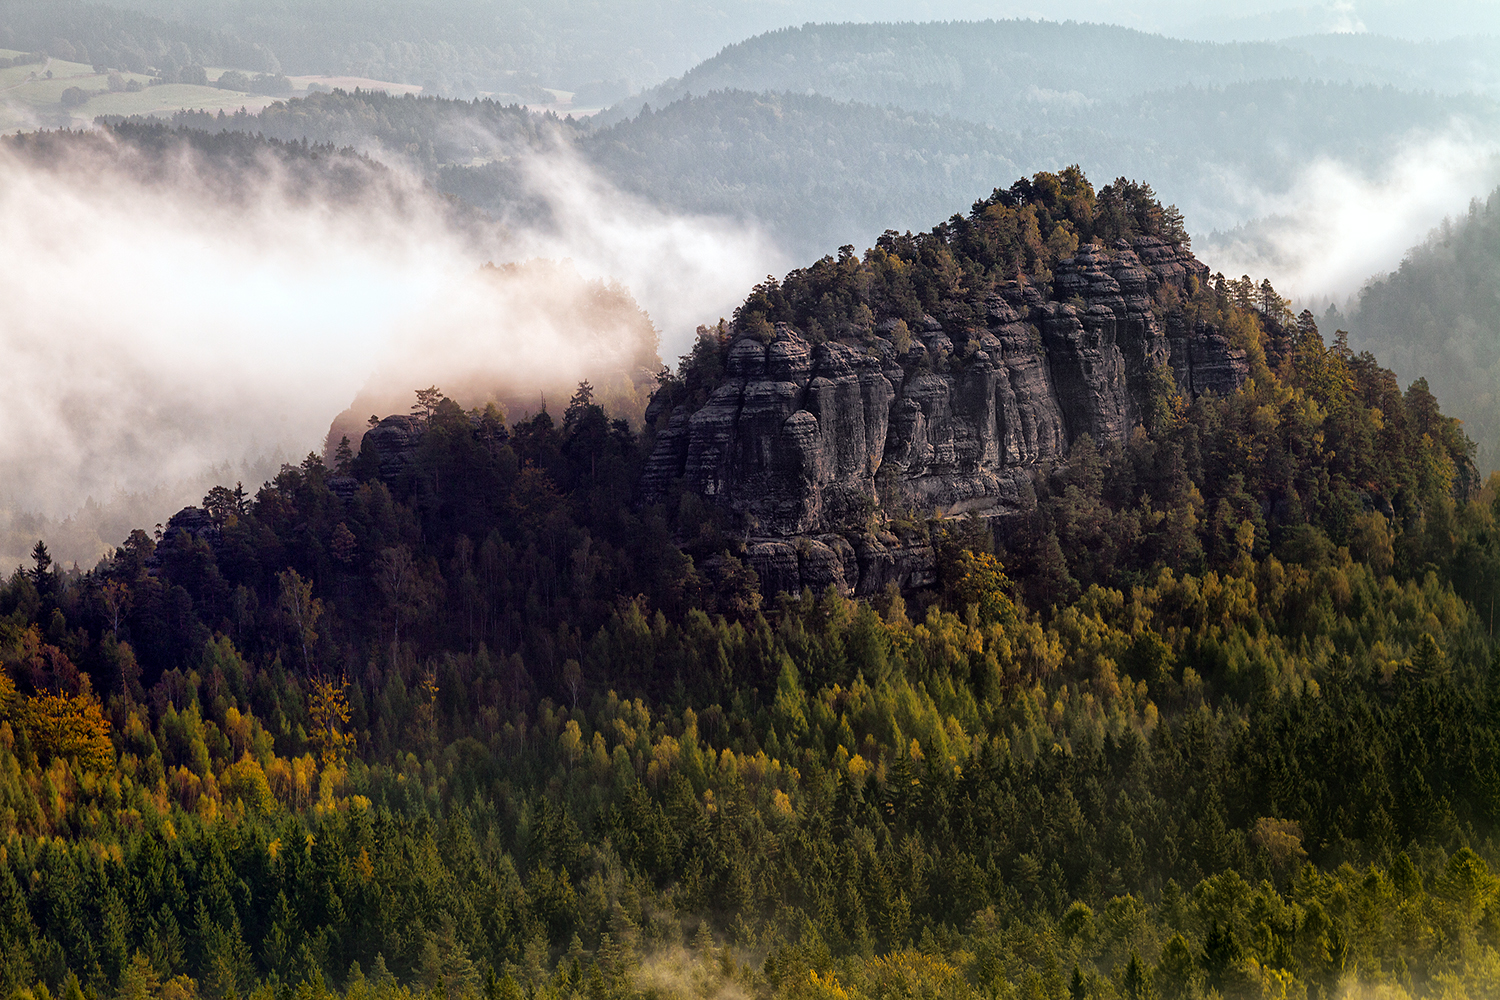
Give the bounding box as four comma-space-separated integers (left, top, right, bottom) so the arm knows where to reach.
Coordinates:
0, 54, 263, 132
0, 56, 441, 134
58, 85, 277, 123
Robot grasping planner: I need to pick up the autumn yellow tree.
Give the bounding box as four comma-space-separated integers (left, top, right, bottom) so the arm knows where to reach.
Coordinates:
307, 674, 354, 767
18, 687, 112, 772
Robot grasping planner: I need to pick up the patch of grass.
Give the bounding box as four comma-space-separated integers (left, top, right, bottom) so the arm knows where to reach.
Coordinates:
0, 56, 274, 133
71, 84, 272, 119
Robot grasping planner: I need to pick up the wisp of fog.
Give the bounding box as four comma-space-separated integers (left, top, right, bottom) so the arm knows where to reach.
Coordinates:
0, 128, 783, 567
1200, 124, 1500, 306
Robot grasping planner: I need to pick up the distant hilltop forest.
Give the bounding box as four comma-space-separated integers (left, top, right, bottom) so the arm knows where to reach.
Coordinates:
2, 165, 1500, 1000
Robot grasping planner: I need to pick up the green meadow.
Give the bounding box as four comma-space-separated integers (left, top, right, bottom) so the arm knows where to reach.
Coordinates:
0, 52, 274, 133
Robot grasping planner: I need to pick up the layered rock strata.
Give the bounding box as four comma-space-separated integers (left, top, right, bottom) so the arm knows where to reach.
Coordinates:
643, 237, 1249, 596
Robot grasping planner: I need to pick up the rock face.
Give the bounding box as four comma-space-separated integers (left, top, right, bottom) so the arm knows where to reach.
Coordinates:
361, 415, 425, 484
643, 237, 1248, 596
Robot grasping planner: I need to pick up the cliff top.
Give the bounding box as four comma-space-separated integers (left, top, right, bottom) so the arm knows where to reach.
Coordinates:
654, 168, 1225, 422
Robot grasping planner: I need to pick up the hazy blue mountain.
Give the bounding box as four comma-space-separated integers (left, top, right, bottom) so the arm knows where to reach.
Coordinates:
15, 0, 1500, 100
136, 78, 1500, 265
598, 20, 1500, 129
569, 82, 1500, 259
1274, 33, 1500, 96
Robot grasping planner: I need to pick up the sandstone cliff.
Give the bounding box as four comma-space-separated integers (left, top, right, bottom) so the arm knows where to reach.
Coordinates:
642, 237, 1249, 596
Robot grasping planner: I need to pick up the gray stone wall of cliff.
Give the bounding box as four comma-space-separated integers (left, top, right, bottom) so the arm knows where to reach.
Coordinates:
641, 236, 1249, 597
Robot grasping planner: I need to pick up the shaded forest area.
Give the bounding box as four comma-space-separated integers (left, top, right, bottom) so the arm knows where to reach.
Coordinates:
1, 170, 1499, 1000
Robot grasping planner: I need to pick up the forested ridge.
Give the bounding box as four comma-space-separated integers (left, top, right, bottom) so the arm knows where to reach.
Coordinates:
3, 170, 1500, 1000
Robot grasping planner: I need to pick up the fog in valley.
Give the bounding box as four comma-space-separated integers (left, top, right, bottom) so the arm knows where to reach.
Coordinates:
0, 127, 778, 566
5, 0, 1500, 566
1200, 126, 1500, 303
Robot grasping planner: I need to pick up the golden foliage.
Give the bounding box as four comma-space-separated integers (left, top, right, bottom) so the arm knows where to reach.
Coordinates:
18, 688, 112, 772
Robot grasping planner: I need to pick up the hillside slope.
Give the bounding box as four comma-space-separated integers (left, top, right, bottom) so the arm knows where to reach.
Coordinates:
1339, 187, 1500, 472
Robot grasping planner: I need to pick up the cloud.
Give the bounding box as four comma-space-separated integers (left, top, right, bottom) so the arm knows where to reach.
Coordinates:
1329, 0, 1367, 34
508, 137, 788, 353
1198, 123, 1500, 305
0, 127, 783, 557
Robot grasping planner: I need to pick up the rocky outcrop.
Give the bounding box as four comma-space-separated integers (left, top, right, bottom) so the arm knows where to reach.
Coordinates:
644, 237, 1248, 596
160, 506, 219, 548
745, 528, 937, 596
360, 415, 425, 485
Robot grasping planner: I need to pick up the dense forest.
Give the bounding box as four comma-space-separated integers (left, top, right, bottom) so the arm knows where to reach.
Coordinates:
2, 169, 1499, 1000
4, 122, 382, 197
155, 90, 564, 185
1, 120, 503, 241
1335, 185, 1500, 475
0, 0, 281, 76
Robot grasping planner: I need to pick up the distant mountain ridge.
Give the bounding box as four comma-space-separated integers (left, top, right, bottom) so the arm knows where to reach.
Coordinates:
597, 19, 1500, 129
145, 80, 1500, 266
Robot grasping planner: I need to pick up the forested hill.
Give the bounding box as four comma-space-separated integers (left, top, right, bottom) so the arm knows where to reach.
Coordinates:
1, 169, 1499, 1000
579, 83, 1500, 260
598, 20, 1500, 129
157, 90, 563, 175
1335, 186, 1500, 474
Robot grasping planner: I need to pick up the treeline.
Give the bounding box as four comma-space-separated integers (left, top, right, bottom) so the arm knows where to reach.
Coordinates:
0, 49, 42, 69
0, 171, 1495, 999
158, 90, 568, 175
6, 123, 493, 233
679, 164, 1185, 352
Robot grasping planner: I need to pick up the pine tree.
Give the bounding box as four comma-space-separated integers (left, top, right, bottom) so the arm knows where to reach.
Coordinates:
29, 540, 53, 597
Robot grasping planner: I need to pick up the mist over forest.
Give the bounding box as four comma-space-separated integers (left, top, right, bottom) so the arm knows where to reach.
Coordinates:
6, 4, 1500, 1000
